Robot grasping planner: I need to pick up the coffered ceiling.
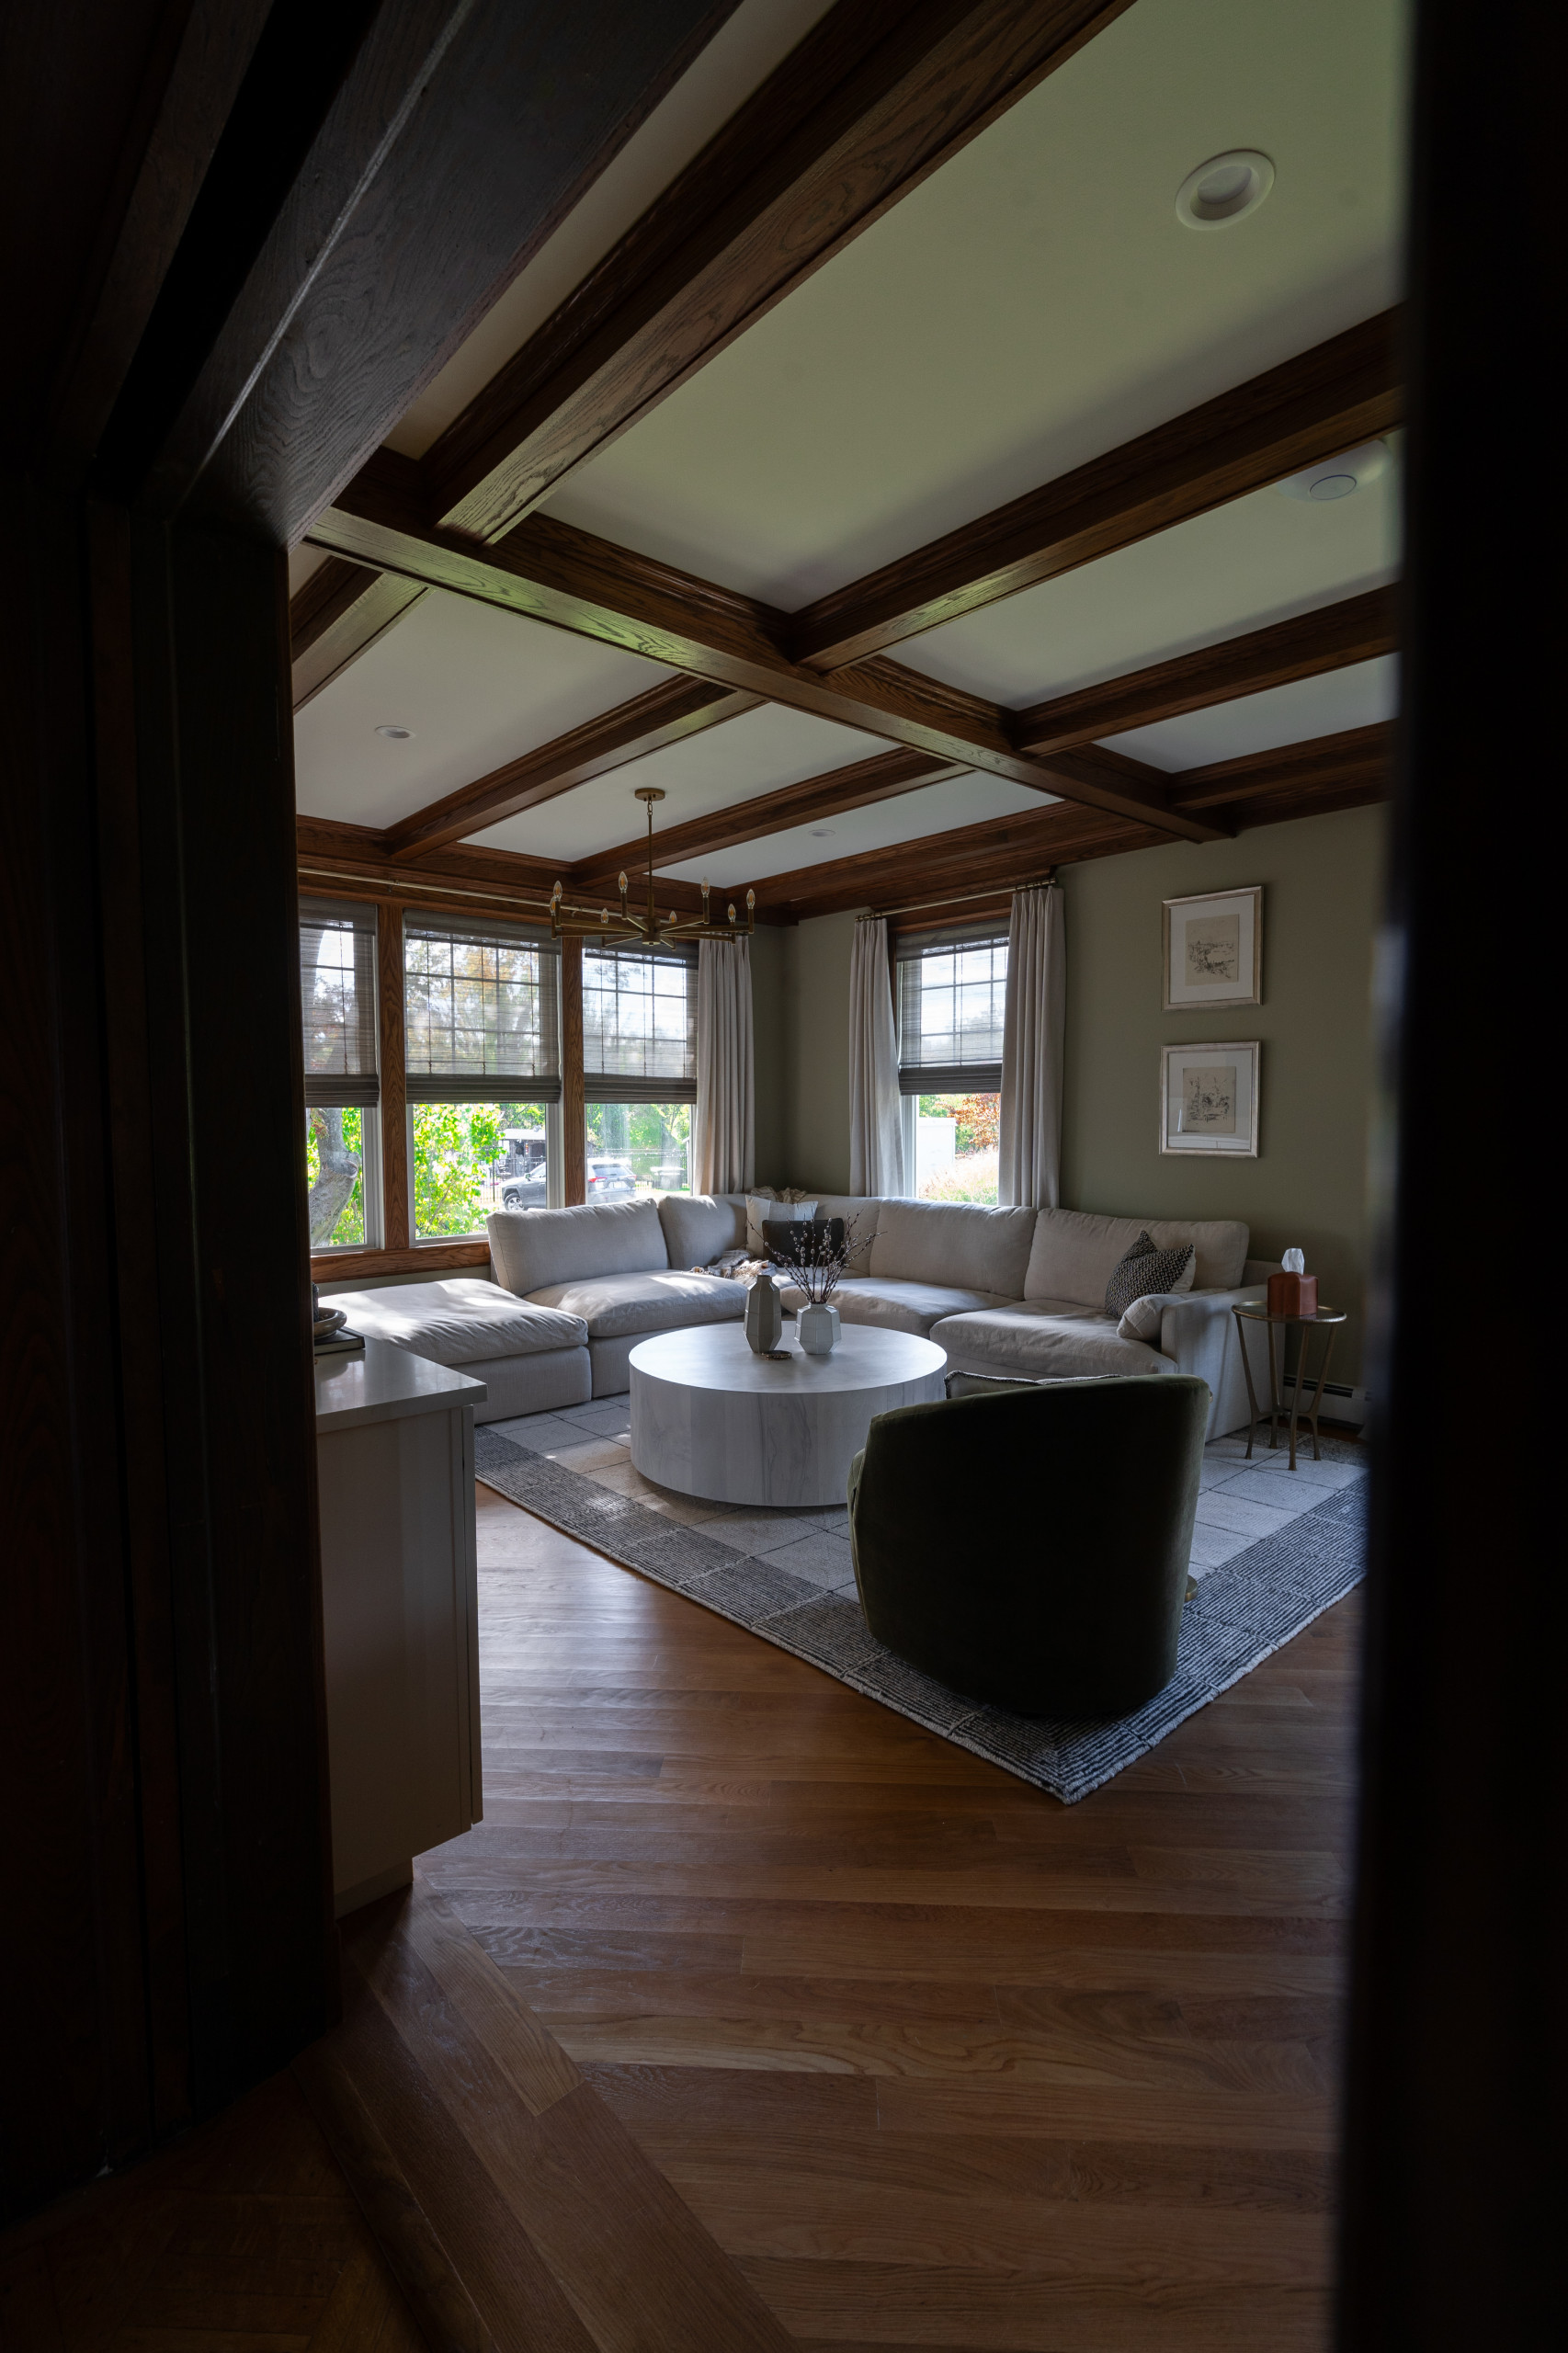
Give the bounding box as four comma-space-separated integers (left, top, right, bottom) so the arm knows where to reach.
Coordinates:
291, 0, 1409, 913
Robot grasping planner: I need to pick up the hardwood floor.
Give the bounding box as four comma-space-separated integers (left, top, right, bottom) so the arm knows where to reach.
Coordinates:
428, 1483, 1360, 2350
4, 1476, 1359, 2349
0, 2071, 427, 2351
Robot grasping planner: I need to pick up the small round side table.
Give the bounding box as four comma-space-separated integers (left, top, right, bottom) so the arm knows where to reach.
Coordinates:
1232, 1303, 1347, 1470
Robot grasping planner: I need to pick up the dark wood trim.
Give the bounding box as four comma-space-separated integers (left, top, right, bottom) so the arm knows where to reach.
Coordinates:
373, 900, 409, 1249
424, 0, 1138, 539
759, 734, 1391, 920
45, 0, 274, 477
290, 561, 428, 710
561, 939, 585, 1206
118, 0, 741, 538
790, 309, 1405, 669
574, 746, 965, 892
312, 1239, 490, 1283
1016, 587, 1399, 755
384, 678, 760, 861
1167, 721, 1392, 810
306, 496, 1226, 842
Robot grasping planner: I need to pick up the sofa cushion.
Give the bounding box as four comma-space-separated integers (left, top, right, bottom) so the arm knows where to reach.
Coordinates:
778, 1274, 1012, 1337
330, 1278, 586, 1366
869, 1199, 1037, 1297
1105, 1232, 1196, 1317
489, 1199, 667, 1296
525, 1268, 744, 1340
816, 1196, 880, 1270
1025, 1208, 1249, 1304
932, 1302, 1175, 1381
658, 1192, 745, 1269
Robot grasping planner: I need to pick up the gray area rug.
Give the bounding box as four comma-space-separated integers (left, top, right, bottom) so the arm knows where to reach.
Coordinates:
473, 1415, 1366, 1804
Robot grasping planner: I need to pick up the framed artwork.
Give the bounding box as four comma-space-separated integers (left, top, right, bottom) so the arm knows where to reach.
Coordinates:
1163, 885, 1262, 1010
1160, 1041, 1260, 1156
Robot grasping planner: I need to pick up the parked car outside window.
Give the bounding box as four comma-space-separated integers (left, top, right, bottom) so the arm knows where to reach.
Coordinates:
586, 1156, 634, 1200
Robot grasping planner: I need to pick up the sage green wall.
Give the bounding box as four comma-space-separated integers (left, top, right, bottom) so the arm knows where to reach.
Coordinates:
1060, 801, 1386, 1381
749, 922, 789, 1186
779, 909, 857, 1192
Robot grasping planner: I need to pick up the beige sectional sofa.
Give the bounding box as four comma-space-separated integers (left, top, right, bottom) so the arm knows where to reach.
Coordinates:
334, 1192, 1272, 1434
480, 1191, 1276, 1437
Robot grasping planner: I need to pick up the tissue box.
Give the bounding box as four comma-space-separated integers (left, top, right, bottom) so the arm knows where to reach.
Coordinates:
1267, 1271, 1318, 1316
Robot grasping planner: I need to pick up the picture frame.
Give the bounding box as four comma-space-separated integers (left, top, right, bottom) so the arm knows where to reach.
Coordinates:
1163, 885, 1262, 1011
1160, 1041, 1260, 1156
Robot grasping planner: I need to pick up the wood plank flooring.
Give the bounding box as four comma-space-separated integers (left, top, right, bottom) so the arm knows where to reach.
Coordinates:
0, 2070, 427, 2352
4, 1469, 1360, 2350
421, 1482, 1361, 2351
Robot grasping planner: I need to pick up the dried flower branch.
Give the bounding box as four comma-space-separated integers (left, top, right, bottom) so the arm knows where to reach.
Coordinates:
768, 1215, 861, 1307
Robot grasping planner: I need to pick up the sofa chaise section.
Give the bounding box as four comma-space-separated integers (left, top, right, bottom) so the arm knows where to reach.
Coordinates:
488, 1197, 744, 1395
928, 1206, 1266, 1436
326, 1277, 591, 1421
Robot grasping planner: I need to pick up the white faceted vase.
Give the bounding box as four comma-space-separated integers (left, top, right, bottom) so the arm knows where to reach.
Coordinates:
798, 1302, 841, 1356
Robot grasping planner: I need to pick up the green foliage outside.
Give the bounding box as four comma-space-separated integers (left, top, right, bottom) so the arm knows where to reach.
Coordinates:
414, 1100, 546, 1237
585, 1100, 691, 1192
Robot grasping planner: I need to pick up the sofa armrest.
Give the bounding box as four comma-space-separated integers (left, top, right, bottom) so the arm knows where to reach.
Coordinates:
1157, 1286, 1267, 1439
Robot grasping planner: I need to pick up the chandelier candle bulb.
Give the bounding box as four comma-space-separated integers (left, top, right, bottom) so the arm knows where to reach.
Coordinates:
547, 787, 758, 949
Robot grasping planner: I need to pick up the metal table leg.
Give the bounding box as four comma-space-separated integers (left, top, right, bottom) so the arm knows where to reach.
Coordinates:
1234, 1309, 1264, 1459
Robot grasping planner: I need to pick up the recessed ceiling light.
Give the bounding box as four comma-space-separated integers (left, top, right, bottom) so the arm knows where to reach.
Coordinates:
810, 826, 835, 838
1176, 150, 1275, 231
1277, 439, 1391, 503
375, 723, 414, 740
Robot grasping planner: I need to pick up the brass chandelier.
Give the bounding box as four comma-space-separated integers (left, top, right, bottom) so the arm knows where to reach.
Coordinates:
548, 787, 756, 949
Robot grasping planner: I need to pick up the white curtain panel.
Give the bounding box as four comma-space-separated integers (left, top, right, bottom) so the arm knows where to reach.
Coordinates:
693, 936, 755, 1194
998, 881, 1066, 1209
848, 915, 906, 1197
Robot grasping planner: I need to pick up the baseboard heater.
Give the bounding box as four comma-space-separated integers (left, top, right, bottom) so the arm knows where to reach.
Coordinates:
1280, 1374, 1372, 1429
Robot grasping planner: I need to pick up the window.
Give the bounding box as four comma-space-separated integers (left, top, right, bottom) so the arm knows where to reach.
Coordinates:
301, 897, 382, 1247
403, 912, 562, 1238
894, 926, 1008, 1206
584, 945, 695, 1198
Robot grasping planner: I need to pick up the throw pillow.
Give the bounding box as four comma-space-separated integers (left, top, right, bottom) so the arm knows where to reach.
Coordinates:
746, 1191, 816, 1253
1117, 1292, 1169, 1343
1104, 1230, 1196, 1318
763, 1215, 844, 1267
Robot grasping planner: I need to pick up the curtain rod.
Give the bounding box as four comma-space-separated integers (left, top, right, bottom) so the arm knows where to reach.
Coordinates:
299, 866, 557, 915
857, 871, 1057, 922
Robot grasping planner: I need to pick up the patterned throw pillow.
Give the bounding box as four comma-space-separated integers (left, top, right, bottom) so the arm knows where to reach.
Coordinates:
1104, 1230, 1196, 1318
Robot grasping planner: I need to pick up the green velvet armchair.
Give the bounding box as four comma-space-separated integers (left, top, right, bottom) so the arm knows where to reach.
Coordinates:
846, 1374, 1210, 1718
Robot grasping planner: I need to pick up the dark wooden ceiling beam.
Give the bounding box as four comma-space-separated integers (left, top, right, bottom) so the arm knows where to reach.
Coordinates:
744, 726, 1393, 917
382, 676, 761, 861
790, 309, 1405, 670
422, 0, 1138, 540
1016, 586, 1399, 756
574, 746, 965, 892
1166, 721, 1392, 810
307, 487, 1228, 842
290, 557, 428, 709
105, 0, 743, 538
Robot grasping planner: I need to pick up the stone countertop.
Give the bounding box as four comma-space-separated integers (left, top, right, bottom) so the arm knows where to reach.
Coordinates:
313, 1336, 487, 1432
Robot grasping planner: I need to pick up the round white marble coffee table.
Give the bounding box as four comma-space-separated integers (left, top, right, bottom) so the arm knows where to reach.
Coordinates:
629, 1322, 947, 1507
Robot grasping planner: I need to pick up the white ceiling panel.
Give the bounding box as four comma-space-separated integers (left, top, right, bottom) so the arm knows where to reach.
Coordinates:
1105, 654, 1398, 773
292, 589, 668, 828
661, 773, 1050, 891
469, 701, 884, 865
543, 0, 1408, 606
384, 0, 835, 459
898, 464, 1401, 706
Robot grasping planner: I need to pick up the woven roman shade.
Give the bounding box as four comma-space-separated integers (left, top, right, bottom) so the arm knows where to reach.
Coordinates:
300, 897, 379, 1106
403, 911, 562, 1103
894, 923, 1008, 1095
584, 942, 697, 1103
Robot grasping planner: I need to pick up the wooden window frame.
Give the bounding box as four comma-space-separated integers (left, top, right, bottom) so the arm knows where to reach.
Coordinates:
308, 887, 586, 1283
